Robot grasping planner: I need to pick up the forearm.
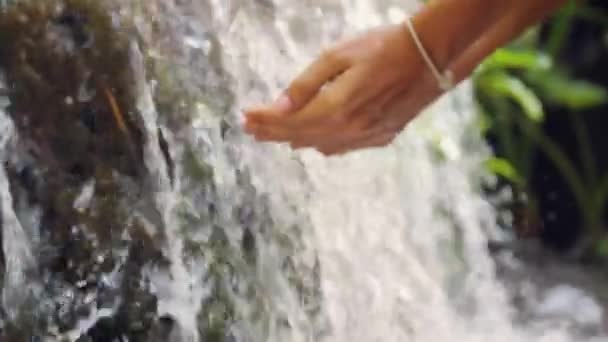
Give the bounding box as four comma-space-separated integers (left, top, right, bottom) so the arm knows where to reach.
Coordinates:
447, 0, 568, 85
411, 0, 567, 73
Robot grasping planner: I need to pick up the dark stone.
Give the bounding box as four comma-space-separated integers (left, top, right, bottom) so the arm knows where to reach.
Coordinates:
0, 1, 162, 337
79, 108, 97, 134
55, 10, 93, 48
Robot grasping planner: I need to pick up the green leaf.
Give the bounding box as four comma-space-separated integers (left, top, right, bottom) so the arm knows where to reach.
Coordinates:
475, 105, 492, 135
479, 71, 544, 122
481, 49, 552, 72
528, 71, 608, 110
595, 238, 608, 258
485, 157, 523, 185
594, 173, 608, 211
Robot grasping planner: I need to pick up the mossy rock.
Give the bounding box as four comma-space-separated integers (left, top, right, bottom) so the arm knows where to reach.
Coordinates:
0, 0, 150, 270
0, 1, 165, 338
0, 0, 144, 181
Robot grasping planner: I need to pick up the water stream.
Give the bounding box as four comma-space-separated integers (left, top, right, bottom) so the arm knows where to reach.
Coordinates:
0, 0, 606, 341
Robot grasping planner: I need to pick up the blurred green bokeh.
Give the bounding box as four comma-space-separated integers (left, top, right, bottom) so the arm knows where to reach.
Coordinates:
474, 0, 608, 260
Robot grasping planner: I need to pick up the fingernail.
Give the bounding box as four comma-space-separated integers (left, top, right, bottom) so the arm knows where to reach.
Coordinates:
238, 112, 247, 126
243, 105, 262, 114
273, 94, 293, 113
243, 121, 256, 132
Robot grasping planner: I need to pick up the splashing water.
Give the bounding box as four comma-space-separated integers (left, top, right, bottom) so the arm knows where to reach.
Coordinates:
201, 1, 605, 341
0, 0, 606, 341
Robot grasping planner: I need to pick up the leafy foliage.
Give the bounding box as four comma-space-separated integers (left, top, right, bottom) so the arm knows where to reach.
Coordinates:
474, 0, 608, 259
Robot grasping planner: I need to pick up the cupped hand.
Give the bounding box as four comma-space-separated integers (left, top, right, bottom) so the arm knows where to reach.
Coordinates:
243, 23, 441, 155
243, 0, 565, 156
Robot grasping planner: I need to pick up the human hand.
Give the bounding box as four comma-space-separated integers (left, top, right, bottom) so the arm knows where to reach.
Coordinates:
243, 23, 435, 155
243, 0, 566, 156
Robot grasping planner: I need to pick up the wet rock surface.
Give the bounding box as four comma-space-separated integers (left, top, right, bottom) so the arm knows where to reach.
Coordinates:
0, 1, 322, 340
2, 1, 604, 341
0, 1, 165, 339
492, 240, 608, 339
0, 0, 145, 178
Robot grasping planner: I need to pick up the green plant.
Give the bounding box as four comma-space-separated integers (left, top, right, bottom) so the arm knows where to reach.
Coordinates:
474, 0, 608, 257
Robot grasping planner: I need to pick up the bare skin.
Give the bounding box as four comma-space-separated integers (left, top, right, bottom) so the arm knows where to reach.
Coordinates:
243, 0, 567, 156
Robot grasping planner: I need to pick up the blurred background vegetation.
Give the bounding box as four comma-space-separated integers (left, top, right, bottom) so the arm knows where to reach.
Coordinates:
474, 0, 608, 263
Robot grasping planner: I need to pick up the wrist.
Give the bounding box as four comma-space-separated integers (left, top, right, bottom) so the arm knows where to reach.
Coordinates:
407, 0, 566, 70
408, 0, 508, 71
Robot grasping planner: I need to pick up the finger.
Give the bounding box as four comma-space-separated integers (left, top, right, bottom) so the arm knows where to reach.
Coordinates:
244, 48, 351, 120
318, 131, 396, 156
250, 125, 291, 142
247, 121, 335, 143
306, 125, 385, 152
249, 117, 347, 143
285, 49, 352, 111
247, 66, 369, 128
246, 113, 342, 143
286, 98, 388, 148
289, 126, 369, 149
261, 78, 403, 147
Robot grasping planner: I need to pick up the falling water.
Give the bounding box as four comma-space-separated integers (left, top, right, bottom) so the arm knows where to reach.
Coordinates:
0, 0, 606, 341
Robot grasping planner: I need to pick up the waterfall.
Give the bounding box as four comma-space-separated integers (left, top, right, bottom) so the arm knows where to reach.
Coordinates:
0, 0, 604, 341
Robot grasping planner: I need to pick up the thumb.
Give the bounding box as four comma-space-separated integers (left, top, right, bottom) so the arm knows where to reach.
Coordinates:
280, 50, 350, 113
